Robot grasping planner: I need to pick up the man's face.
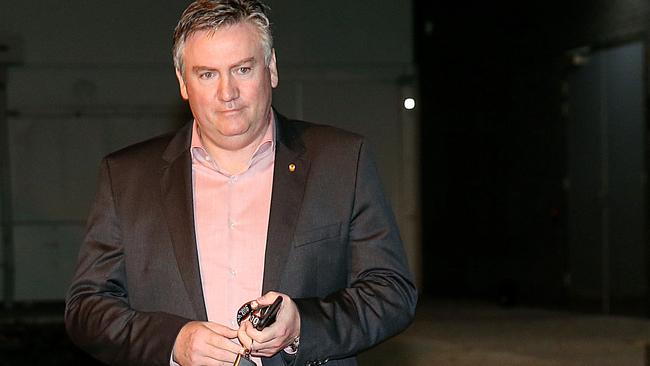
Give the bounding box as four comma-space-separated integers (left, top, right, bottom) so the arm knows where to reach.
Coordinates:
176, 22, 278, 151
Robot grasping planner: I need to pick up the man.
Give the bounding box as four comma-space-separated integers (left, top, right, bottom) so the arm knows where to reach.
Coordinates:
65, 1, 417, 366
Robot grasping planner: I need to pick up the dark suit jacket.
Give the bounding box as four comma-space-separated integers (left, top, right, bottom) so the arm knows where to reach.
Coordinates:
65, 112, 417, 366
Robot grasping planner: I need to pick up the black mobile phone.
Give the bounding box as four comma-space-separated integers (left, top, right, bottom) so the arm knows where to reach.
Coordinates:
250, 296, 283, 331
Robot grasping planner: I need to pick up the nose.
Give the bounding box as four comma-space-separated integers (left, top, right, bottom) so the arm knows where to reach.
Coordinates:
218, 74, 239, 102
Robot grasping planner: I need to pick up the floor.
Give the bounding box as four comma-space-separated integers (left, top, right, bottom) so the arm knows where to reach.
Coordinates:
2, 299, 650, 365
359, 299, 650, 366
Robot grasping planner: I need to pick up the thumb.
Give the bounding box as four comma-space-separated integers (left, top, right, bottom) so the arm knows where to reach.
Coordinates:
255, 291, 281, 307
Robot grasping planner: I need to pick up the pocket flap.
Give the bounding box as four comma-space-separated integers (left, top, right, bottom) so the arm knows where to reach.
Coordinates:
293, 222, 341, 247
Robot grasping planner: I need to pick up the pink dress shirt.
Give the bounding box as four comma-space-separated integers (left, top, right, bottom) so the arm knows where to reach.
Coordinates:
188, 116, 275, 365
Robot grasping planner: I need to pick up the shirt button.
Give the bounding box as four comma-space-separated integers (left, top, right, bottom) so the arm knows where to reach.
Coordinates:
229, 220, 236, 229
230, 268, 237, 276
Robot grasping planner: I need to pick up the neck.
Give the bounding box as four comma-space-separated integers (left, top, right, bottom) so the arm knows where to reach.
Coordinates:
200, 119, 271, 176
207, 140, 261, 175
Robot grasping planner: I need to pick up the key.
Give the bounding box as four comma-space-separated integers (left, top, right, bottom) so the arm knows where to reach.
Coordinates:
234, 349, 256, 366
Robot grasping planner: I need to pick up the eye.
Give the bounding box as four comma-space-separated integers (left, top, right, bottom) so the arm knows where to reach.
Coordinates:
199, 71, 215, 80
237, 67, 252, 75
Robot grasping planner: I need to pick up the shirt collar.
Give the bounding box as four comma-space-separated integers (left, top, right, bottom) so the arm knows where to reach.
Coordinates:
190, 113, 276, 174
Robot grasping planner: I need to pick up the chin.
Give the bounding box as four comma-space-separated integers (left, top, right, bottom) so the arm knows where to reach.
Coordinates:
214, 119, 247, 133
222, 121, 249, 133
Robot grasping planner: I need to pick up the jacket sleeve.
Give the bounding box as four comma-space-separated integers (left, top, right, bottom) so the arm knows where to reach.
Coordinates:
292, 140, 418, 366
64, 158, 190, 366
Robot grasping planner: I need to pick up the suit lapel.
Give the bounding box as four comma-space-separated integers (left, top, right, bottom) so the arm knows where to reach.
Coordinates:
160, 124, 208, 320
263, 114, 310, 293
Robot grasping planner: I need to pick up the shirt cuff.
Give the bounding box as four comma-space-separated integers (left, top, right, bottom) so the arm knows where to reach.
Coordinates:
283, 336, 300, 354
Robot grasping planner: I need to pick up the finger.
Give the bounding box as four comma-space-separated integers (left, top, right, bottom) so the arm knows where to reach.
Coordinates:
240, 320, 274, 350
249, 337, 283, 354
237, 323, 254, 350
204, 321, 238, 335
192, 323, 242, 362
240, 322, 281, 358
174, 321, 247, 366
250, 339, 284, 358
255, 291, 281, 306
200, 348, 240, 364
207, 334, 244, 355
241, 318, 275, 343
240, 322, 283, 357
204, 322, 239, 338
196, 339, 242, 364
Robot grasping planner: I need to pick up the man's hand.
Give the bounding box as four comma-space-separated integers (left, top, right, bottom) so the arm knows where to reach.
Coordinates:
173, 321, 243, 365
237, 291, 301, 357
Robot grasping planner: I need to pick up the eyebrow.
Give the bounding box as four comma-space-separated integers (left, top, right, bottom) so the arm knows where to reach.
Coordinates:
191, 57, 257, 73
233, 57, 256, 67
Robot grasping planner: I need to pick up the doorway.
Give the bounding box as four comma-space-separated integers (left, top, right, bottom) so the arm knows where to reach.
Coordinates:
566, 41, 646, 315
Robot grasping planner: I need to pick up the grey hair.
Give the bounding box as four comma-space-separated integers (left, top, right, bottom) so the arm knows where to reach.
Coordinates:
173, 0, 273, 75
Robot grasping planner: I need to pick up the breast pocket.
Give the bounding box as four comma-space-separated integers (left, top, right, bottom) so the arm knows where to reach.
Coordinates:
293, 222, 342, 247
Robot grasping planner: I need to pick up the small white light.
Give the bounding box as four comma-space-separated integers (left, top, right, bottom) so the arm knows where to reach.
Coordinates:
403, 97, 416, 110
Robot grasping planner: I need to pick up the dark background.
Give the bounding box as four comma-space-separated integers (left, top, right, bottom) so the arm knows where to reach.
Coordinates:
416, 0, 649, 314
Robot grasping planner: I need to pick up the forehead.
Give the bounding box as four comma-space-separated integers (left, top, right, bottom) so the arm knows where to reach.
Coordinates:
183, 22, 265, 66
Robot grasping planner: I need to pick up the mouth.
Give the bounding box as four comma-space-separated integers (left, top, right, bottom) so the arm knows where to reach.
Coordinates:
219, 108, 243, 116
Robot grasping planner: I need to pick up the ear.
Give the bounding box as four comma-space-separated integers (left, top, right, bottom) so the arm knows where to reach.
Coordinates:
268, 49, 279, 88
175, 68, 189, 100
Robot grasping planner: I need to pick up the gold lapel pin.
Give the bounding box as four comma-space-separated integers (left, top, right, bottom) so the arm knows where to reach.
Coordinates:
288, 163, 296, 172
